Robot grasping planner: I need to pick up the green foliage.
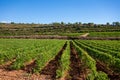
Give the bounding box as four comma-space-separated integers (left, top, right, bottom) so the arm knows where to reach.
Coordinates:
0, 22, 120, 36
72, 41, 109, 80
0, 39, 66, 71
72, 41, 97, 79
74, 40, 120, 73
33, 40, 66, 73
0, 39, 120, 79
94, 71, 109, 80
56, 41, 70, 78
89, 32, 120, 37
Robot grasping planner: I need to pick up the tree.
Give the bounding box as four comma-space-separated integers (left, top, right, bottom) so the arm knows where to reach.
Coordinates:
11, 22, 15, 24
112, 22, 120, 26
106, 22, 110, 26
61, 21, 64, 25
115, 22, 120, 26
60, 22, 65, 27
88, 23, 94, 27
78, 22, 82, 26
52, 22, 61, 27
73, 22, 79, 27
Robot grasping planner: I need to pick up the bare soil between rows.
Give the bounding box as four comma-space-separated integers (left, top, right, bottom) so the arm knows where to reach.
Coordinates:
68, 42, 88, 80
0, 58, 42, 80
1, 41, 120, 80
39, 42, 67, 80
0, 42, 67, 80
0, 42, 89, 80
96, 60, 120, 80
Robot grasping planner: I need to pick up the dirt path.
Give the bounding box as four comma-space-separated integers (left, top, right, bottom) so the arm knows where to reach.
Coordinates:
39, 42, 67, 80
80, 33, 89, 38
68, 42, 87, 80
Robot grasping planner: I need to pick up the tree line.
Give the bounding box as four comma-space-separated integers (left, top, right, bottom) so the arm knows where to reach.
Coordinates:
0, 21, 120, 27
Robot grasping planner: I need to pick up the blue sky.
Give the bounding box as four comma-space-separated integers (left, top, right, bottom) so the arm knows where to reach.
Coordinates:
0, 0, 120, 24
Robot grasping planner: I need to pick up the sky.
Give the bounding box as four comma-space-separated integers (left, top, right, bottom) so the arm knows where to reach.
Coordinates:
0, 0, 120, 24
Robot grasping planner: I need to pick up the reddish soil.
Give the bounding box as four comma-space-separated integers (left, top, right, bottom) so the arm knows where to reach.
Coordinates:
68, 42, 88, 80
0, 42, 67, 80
96, 60, 120, 80
22, 60, 36, 73
0, 69, 42, 80
0, 59, 42, 80
39, 42, 67, 80
0, 58, 16, 69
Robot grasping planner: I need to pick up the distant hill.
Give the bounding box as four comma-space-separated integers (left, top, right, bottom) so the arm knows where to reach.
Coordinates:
0, 22, 120, 36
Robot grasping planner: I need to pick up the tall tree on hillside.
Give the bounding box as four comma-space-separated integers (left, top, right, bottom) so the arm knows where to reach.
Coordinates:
60, 21, 65, 27
52, 22, 61, 27
112, 22, 120, 26
106, 22, 110, 26
78, 22, 82, 26
11, 22, 15, 24
61, 21, 64, 25
88, 23, 94, 27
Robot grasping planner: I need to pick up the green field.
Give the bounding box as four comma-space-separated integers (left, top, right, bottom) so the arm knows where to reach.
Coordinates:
0, 39, 120, 80
1, 0, 120, 79
89, 32, 120, 37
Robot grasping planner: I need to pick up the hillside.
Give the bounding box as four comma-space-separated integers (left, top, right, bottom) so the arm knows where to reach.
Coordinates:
0, 22, 120, 36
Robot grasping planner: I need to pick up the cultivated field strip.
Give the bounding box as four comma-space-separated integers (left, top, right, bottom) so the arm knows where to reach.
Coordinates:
56, 41, 70, 79
78, 41, 120, 59
39, 42, 67, 79
69, 42, 87, 80
74, 40, 120, 68
0, 40, 65, 70
89, 32, 120, 37
0, 39, 120, 80
74, 40, 120, 80
72, 41, 109, 80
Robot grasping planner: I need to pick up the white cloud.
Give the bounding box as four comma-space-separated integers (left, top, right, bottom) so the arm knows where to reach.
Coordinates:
0, 21, 11, 23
